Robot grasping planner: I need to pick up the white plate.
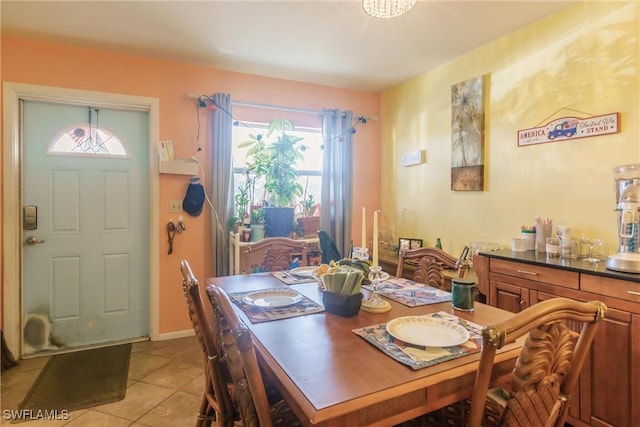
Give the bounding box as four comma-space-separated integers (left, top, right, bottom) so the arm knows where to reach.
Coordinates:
386, 316, 470, 347
290, 266, 318, 278
242, 290, 304, 308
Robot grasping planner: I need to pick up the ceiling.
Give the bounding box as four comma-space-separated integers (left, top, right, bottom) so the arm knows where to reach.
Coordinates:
1, 0, 576, 92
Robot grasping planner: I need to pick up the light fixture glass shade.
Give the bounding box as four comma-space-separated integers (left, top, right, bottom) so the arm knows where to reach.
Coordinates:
362, 0, 417, 18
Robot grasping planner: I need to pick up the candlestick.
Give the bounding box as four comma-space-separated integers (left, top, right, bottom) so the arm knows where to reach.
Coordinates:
373, 210, 379, 268
361, 207, 366, 249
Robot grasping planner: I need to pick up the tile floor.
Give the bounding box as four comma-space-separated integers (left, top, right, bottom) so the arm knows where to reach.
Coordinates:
1, 336, 204, 426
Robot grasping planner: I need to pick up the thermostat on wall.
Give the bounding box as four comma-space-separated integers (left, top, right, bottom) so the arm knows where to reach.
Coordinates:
402, 150, 425, 167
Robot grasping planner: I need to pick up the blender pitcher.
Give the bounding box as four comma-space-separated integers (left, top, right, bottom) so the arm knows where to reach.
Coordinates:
606, 164, 640, 272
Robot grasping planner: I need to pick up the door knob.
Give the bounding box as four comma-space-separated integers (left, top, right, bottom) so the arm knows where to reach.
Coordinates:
25, 236, 45, 245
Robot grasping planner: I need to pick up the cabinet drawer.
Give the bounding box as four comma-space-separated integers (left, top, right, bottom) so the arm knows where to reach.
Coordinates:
581, 274, 640, 304
490, 259, 579, 289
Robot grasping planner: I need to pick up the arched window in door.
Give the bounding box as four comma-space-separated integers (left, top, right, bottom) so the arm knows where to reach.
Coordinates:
48, 125, 128, 158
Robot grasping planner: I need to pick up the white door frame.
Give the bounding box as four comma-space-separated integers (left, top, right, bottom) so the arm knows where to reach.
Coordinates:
3, 82, 160, 355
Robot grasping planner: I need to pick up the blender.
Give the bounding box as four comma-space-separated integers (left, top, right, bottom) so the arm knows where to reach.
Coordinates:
606, 163, 640, 273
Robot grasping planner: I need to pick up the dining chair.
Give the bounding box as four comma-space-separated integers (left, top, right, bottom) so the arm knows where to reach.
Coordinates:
396, 247, 465, 290
206, 284, 302, 427
398, 297, 607, 427
179, 260, 236, 427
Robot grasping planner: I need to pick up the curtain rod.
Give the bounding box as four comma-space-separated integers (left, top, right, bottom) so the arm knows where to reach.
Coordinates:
232, 100, 323, 116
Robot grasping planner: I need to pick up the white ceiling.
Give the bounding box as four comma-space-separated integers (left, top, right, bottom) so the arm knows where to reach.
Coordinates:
1, 0, 576, 92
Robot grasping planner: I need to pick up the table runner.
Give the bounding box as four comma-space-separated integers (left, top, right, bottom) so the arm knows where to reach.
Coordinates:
228, 288, 324, 323
352, 311, 483, 370
362, 277, 452, 307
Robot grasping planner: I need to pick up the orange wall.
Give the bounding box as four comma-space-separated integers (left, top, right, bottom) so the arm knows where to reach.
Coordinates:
1, 35, 381, 334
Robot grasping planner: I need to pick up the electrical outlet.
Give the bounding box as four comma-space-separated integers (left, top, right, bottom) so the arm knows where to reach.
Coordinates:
169, 200, 183, 213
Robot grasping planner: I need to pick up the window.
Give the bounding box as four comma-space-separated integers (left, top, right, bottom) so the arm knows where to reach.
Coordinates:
49, 125, 128, 158
232, 121, 322, 216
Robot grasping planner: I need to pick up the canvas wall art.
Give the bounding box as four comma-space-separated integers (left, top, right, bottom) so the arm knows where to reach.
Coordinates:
451, 75, 486, 191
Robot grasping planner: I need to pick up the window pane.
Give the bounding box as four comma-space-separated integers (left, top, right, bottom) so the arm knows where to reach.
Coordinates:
232, 121, 322, 214
49, 126, 128, 158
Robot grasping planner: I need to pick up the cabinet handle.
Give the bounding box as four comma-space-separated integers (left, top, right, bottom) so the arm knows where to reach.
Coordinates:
516, 269, 539, 276
628, 290, 640, 296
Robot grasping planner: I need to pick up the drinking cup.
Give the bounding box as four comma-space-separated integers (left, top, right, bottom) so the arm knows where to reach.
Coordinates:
511, 237, 527, 252
546, 237, 560, 258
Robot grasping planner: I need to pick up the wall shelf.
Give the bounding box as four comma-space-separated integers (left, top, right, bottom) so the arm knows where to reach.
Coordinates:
159, 159, 199, 175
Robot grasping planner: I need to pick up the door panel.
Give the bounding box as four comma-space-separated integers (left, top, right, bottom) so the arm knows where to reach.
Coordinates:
22, 100, 149, 355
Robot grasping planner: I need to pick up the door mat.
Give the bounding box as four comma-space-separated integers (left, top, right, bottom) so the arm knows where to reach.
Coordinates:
18, 343, 131, 414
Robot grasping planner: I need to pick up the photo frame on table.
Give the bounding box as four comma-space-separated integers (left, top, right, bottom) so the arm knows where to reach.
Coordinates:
398, 238, 423, 253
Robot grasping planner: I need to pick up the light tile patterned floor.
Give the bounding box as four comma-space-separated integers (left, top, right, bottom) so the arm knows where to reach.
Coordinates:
1, 336, 204, 426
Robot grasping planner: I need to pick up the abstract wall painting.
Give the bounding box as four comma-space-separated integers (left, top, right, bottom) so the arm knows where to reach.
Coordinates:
451, 75, 486, 191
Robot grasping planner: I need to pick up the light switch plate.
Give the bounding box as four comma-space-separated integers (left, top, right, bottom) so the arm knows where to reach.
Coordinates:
402, 150, 425, 167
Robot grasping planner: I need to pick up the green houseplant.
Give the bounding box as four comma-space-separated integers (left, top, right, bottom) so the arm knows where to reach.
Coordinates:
240, 119, 306, 237
297, 187, 320, 238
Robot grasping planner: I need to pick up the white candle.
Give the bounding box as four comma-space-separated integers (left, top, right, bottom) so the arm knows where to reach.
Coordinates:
373, 210, 379, 268
361, 207, 366, 248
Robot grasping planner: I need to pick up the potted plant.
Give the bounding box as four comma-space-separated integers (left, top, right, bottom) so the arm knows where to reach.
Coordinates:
297, 190, 320, 238
249, 206, 266, 241
240, 119, 306, 237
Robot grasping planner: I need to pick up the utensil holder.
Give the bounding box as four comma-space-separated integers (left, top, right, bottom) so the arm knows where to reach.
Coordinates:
322, 291, 363, 317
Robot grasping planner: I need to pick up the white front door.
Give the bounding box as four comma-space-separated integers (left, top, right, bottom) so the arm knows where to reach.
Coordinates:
21, 100, 149, 355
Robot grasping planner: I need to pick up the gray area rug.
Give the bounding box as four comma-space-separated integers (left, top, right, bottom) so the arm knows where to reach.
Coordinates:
19, 343, 131, 413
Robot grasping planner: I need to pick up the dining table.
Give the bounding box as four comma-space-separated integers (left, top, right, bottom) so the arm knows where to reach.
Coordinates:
206, 272, 522, 427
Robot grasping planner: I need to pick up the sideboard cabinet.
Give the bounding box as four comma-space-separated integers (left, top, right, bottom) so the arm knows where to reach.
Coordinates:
476, 251, 640, 427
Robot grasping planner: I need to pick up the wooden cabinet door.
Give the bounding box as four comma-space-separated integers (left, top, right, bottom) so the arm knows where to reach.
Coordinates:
489, 279, 529, 313
587, 308, 635, 427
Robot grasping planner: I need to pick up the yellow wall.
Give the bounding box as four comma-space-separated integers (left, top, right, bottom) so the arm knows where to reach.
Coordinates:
381, 1, 639, 257
1, 36, 381, 334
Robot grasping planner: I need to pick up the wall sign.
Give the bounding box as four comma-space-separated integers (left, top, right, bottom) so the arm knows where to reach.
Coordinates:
517, 112, 619, 147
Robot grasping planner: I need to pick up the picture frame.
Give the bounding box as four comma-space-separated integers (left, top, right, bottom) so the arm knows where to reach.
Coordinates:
398, 238, 423, 253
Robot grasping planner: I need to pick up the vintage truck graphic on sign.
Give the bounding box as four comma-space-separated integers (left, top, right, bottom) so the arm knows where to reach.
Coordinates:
547, 119, 579, 140
517, 113, 619, 147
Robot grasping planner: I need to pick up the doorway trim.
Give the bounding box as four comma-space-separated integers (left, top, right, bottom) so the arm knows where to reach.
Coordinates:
2, 82, 160, 355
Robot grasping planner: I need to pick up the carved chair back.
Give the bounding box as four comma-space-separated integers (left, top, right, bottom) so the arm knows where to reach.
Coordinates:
468, 297, 607, 427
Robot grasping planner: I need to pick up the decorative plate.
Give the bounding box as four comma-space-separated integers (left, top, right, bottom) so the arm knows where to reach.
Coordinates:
289, 266, 318, 278
242, 289, 304, 308
385, 316, 470, 347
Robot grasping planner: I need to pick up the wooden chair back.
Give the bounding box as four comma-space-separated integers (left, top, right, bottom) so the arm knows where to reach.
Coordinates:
396, 247, 465, 289
468, 297, 607, 427
179, 260, 235, 427
206, 284, 274, 427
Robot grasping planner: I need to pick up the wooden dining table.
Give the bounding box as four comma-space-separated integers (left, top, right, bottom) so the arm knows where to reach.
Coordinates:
207, 273, 522, 427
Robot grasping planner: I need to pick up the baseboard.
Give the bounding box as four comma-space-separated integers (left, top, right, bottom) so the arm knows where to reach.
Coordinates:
157, 329, 195, 341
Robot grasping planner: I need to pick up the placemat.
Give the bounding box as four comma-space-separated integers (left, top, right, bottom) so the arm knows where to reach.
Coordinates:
228, 288, 324, 323
271, 271, 318, 285
352, 311, 483, 370
362, 277, 452, 307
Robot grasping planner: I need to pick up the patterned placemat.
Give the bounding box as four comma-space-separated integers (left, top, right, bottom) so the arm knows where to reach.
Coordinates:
271, 271, 318, 285
352, 311, 483, 370
362, 277, 452, 307
228, 288, 324, 323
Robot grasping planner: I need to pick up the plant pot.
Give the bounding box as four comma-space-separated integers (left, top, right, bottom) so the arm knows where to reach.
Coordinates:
263, 207, 295, 238
297, 216, 320, 238
250, 224, 265, 242
322, 291, 363, 317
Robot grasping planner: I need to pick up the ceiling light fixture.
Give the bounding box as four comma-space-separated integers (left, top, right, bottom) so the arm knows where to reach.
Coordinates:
362, 0, 417, 18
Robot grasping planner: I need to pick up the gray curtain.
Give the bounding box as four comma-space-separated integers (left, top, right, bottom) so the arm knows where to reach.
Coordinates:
320, 109, 354, 258
210, 93, 234, 276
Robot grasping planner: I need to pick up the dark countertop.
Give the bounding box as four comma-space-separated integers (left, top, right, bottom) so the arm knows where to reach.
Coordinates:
478, 249, 640, 283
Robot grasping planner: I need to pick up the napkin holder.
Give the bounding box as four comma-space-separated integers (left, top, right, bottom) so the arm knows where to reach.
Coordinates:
322, 291, 363, 317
